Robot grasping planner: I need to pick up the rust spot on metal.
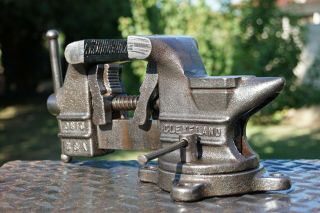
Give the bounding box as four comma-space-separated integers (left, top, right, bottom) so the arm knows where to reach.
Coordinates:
120, 120, 133, 149
146, 123, 161, 150
241, 136, 254, 157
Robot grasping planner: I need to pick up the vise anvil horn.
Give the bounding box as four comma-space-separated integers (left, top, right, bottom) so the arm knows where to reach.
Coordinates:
46, 30, 291, 202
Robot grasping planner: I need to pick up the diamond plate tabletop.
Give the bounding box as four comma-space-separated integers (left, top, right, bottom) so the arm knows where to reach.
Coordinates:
0, 160, 319, 212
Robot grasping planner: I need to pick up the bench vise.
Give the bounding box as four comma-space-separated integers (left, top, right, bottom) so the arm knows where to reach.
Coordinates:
46, 30, 291, 201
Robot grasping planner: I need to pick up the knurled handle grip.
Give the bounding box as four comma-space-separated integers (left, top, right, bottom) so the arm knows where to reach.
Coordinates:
84, 39, 128, 63
65, 36, 152, 64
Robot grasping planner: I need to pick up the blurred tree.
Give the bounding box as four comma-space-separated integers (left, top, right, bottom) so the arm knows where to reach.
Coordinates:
0, 0, 51, 95
119, 0, 305, 115
50, 0, 131, 45
0, 0, 310, 116
232, 0, 303, 114
0, 0, 130, 96
119, 0, 238, 81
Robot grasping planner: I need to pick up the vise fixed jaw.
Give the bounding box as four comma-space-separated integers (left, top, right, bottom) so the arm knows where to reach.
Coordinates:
46, 31, 291, 201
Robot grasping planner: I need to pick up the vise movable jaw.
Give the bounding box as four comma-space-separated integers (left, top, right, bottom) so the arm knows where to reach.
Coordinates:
46, 30, 291, 202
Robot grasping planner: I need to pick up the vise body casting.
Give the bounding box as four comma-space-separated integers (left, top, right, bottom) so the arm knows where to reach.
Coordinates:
46, 30, 291, 201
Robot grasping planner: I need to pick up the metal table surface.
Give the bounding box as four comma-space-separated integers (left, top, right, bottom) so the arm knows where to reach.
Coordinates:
0, 160, 319, 212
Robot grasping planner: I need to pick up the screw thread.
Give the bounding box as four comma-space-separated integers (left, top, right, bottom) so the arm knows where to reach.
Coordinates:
112, 95, 139, 111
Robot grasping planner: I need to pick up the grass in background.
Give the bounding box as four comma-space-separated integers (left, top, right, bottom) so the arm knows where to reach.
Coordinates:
0, 104, 60, 163
0, 102, 319, 165
248, 124, 320, 159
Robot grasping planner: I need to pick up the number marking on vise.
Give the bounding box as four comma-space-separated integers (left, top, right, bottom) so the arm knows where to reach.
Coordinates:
64, 141, 89, 153
62, 121, 86, 131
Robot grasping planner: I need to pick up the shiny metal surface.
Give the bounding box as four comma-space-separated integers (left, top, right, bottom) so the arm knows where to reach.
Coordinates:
0, 160, 319, 212
47, 33, 290, 200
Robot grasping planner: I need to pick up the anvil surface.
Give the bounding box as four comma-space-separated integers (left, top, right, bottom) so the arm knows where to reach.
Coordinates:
0, 160, 319, 212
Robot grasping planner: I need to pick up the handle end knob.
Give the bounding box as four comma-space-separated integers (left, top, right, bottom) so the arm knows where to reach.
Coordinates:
46, 29, 59, 39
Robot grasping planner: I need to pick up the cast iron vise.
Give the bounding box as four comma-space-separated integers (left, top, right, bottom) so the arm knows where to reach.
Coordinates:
46, 30, 291, 201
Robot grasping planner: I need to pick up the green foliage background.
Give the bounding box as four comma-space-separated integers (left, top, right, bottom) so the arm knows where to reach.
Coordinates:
119, 0, 319, 117
0, 0, 319, 116
0, 0, 130, 95
0, 0, 320, 164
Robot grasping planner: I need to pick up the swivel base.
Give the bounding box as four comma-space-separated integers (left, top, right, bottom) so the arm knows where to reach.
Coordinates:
139, 165, 291, 202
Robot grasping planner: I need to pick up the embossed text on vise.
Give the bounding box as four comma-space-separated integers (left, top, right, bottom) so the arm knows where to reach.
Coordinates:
161, 123, 222, 137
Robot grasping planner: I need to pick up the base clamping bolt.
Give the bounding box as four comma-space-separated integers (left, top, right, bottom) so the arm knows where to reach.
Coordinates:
138, 139, 188, 165
137, 134, 198, 165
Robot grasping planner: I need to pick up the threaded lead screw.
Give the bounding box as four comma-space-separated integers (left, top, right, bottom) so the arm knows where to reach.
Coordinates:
111, 95, 139, 111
